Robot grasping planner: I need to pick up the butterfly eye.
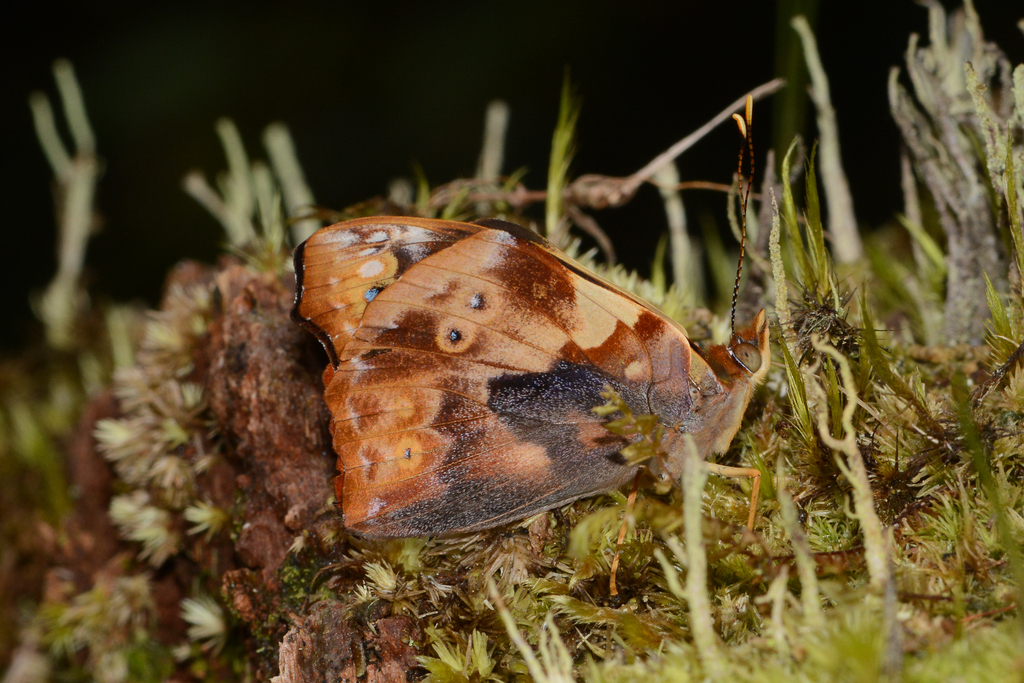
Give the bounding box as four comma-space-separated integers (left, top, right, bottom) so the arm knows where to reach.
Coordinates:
732, 342, 762, 373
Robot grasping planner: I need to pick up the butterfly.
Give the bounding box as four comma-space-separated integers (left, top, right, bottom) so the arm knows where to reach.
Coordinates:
292, 216, 769, 537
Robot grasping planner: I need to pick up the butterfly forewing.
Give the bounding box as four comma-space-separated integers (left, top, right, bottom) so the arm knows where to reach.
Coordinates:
292, 217, 479, 364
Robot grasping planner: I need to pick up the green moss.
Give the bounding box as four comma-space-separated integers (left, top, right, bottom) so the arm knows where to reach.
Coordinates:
38, 574, 174, 683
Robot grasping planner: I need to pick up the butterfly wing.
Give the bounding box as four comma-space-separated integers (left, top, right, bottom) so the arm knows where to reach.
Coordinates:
294, 217, 698, 537
292, 216, 478, 366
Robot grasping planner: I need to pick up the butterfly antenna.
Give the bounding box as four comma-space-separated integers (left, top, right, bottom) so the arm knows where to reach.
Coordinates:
729, 95, 754, 338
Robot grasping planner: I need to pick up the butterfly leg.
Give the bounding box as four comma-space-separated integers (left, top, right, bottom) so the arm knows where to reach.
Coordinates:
705, 462, 761, 530
609, 471, 642, 597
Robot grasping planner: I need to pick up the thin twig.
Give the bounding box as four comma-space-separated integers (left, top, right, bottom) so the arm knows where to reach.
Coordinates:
565, 205, 616, 263
429, 179, 546, 212
669, 180, 766, 199
435, 178, 765, 215
960, 603, 1017, 625
422, 80, 785, 239
622, 78, 786, 198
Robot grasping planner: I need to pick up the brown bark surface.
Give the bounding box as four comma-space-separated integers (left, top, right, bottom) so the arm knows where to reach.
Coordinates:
32, 262, 420, 681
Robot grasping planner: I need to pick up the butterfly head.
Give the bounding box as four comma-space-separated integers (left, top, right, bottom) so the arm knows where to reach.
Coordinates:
727, 309, 770, 383
656, 309, 770, 478
697, 309, 770, 388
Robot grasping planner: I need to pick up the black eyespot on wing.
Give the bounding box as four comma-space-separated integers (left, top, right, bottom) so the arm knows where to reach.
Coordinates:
469, 293, 485, 309
449, 329, 462, 343
365, 286, 382, 302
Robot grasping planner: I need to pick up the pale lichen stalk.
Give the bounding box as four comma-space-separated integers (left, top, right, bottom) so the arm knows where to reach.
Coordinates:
791, 16, 862, 264
776, 457, 823, 629
678, 434, 723, 678
28, 60, 101, 350
809, 336, 902, 677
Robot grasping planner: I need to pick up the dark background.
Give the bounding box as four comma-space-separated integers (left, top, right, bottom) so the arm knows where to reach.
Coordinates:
3, 1, 1022, 352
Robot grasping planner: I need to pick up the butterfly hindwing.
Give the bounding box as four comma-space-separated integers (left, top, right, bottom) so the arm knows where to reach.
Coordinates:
328, 346, 643, 535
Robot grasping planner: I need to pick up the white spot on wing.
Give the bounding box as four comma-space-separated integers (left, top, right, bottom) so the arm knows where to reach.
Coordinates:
482, 242, 509, 270
367, 497, 384, 516
366, 230, 390, 243
359, 260, 385, 277
404, 243, 428, 261
489, 230, 517, 246
402, 227, 432, 240
322, 230, 358, 247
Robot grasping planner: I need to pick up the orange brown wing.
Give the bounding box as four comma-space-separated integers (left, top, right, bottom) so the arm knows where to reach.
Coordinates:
292, 216, 480, 366
294, 217, 699, 537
